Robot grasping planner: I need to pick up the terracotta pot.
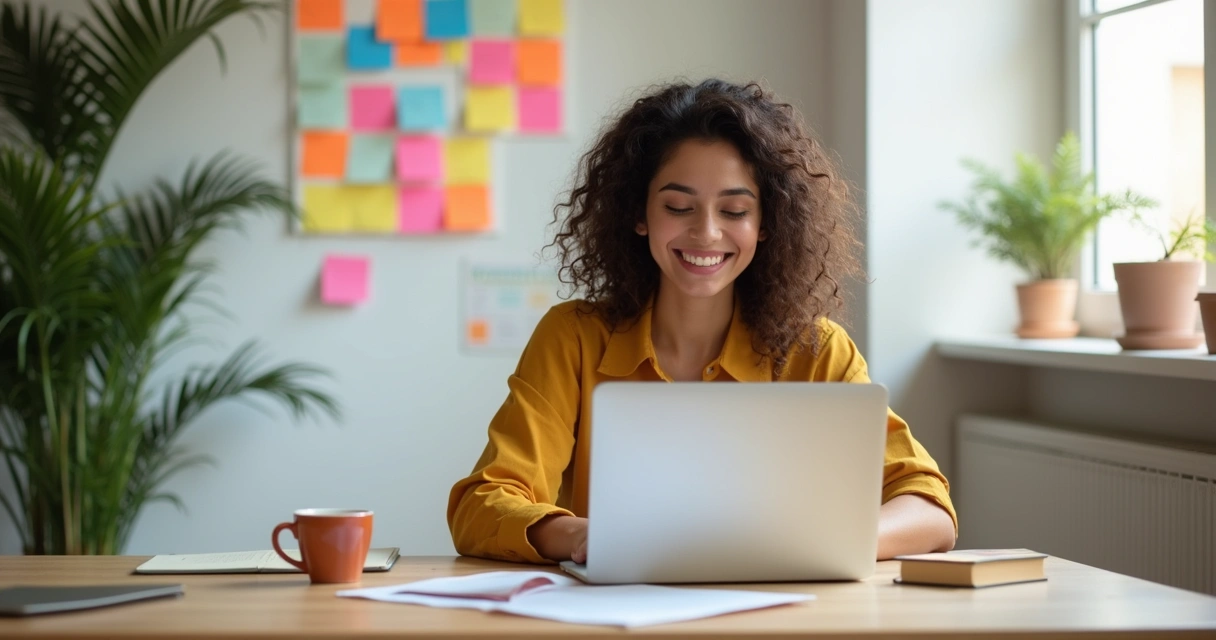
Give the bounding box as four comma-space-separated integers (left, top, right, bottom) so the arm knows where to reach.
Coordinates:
1198, 293, 1216, 355
1015, 279, 1079, 339
1113, 261, 1204, 350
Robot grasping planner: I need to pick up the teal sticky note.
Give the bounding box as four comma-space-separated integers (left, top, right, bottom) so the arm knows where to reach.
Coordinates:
425, 0, 469, 39
298, 35, 344, 84
298, 83, 347, 128
347, 25, 392, 69
398, 86, 446, 131
470, 0, 515, 36
347, 135, 396, 183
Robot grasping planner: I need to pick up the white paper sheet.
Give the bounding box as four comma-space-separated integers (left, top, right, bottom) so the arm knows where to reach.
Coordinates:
337, 570, 814, 628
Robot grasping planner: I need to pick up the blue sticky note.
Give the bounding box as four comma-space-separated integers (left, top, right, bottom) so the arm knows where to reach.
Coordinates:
347, 25, 392, 70
346, 135, 396, 183
298, 83, 347, 128
297, 35, 344, 84
425, 0, 469, 39
398, 86, 446, 131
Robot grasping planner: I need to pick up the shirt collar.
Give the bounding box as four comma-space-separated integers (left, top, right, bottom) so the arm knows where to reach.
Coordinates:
596, 298, 772, 382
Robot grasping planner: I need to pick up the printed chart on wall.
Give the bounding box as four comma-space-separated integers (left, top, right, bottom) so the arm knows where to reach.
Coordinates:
290, 0, 566, 236
462, 261, 562, 352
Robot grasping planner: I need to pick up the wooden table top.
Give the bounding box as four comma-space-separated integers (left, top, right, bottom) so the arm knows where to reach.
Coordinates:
2, 555, 1216, 639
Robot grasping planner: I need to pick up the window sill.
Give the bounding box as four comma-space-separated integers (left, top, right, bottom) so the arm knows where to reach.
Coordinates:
936, 336, 1216, 382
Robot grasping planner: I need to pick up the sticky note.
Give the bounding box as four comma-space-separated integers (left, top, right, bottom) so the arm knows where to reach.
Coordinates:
302, 131, 348, 178
297, 35, 345, 84
469, 40, 515, 85
398, 185, 444, 233
425, 0, 469, 39
518, 0, 562, 36
467, 319, 488, 344
517, 39, 560, 86
350, 85, 395, 130
445, 137, 490, 185
470, 0, 515, 36
376, 0, 422, 41
298, 84, 347, 128
397, 42, 443, 65
444, 185, 491, 231
298, 0, 343, 30
347, 25, 392, 69
397, 86, 447, 130
303, 185, 352, 232
445, 41, 468, 65
321, 255, 370, 305
464, 86, 514, 132
346, 135, 396, 182
396, 135, 443, 182
518, 87, 560, 133
347, 185, 398, 231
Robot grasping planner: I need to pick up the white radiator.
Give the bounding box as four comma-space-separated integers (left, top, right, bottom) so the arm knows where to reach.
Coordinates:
957, 415, 1216, 595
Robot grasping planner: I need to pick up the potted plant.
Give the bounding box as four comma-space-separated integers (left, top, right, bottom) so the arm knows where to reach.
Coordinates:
1114, 211, 1216, 350
0, 0, 339, 555
940, 132, 1154, 338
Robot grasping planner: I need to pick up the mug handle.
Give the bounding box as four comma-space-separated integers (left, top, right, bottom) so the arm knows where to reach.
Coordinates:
272, 521, 309, 573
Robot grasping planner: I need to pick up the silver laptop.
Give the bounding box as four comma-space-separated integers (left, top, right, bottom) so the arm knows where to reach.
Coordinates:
559, 381, 888, 584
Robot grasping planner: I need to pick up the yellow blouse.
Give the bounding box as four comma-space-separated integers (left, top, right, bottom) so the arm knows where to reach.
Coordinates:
447, 300, 957, 563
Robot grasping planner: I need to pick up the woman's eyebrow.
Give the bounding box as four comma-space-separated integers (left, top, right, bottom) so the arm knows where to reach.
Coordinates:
657, 183, 757, 199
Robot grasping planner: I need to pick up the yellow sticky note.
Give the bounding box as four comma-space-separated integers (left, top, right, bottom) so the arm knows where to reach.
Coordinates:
464, 86, 514, 132
302, 184, 354, 233
445, 41, 468, 65
519, 0, 563, 36
347, 185, 398, 232
445, 138, 491, 185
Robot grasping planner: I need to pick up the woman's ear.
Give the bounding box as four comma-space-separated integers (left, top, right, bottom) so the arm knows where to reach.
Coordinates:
758, 228, 768, 241
635, 222, 648, 236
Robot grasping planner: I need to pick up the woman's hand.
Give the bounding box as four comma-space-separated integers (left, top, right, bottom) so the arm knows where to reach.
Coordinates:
876, 494, 956, 560
527, 515, 589, 563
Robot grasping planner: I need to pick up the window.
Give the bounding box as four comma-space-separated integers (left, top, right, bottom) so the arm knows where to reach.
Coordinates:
1079, 0, 1205, 291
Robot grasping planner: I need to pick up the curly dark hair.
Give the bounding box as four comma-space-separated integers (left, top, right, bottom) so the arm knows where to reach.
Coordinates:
547, 79, 862, 371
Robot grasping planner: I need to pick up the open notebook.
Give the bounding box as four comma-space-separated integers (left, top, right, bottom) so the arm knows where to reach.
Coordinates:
134, 547, 399, 574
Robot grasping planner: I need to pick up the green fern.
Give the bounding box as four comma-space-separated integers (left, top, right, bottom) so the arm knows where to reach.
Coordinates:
940, 132, 1156, 280
0, 0, 340, 555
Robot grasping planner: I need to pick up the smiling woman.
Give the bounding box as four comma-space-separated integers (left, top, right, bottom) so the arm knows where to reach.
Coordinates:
447, 79, 958, 566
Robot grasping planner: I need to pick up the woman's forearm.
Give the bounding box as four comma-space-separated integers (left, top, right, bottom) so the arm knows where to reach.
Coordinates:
876, 494, 956, 560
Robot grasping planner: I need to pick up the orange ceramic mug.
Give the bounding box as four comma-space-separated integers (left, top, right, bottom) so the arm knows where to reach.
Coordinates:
272, 508, 373, 584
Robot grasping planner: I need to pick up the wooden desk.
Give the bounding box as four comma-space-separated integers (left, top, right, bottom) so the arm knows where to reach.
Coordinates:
2, 555, 1215, 639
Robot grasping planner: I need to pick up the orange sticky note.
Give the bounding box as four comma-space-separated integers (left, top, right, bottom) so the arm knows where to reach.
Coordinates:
468, 319, 488, 344
302, 131, 348, 178
517, 40, 561, 86
377, 0, 423, 41
397, 42, 443, 66
298, 0, 343, 30
444, 185, 491, 231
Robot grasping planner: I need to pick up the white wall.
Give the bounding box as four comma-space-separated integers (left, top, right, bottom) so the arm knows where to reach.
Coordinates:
1, 0, 833, 555
865, 0, 1064, 476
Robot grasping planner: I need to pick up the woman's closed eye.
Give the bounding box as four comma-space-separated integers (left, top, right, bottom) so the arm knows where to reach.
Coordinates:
664, 205, 750, 217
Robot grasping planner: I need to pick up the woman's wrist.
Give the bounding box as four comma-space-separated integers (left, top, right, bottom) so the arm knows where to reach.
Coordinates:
527, 514, 576, 561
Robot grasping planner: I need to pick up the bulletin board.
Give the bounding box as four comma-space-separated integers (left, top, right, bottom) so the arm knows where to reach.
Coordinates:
289, 0, 565, 236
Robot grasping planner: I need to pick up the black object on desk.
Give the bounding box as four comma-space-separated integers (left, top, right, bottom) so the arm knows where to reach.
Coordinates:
0, 584, 184, 616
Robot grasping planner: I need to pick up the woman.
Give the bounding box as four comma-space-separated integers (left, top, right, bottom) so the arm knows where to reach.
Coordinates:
448, 79, 957, 565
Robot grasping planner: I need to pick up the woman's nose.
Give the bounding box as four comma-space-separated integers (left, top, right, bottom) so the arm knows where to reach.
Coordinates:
689, 209, 721, 242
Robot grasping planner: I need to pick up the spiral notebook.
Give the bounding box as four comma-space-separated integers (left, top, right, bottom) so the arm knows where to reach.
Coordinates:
134, 547, 399, 574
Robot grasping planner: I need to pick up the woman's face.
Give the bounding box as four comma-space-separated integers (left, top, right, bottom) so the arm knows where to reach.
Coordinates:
637, 138, 765, 302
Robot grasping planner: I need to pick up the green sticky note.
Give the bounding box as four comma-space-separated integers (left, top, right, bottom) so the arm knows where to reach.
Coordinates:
298, 35, 345, 85
470, 0, 516, 36
298, 83, 347, 128
347, 135, 396, 183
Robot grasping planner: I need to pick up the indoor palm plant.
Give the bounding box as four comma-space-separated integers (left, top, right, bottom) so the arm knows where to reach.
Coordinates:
0, 0, 338, 555
1114, 210, 1216, 350
940, 132, 1154, 338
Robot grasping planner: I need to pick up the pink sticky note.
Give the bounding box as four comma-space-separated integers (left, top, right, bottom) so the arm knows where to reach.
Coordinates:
398, 185, 444, 233
468, 39, 515, 85
518, 87, 561, 132
396, 135, 443, 181
350, 85, 395, 130
320, 255, 369, 306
